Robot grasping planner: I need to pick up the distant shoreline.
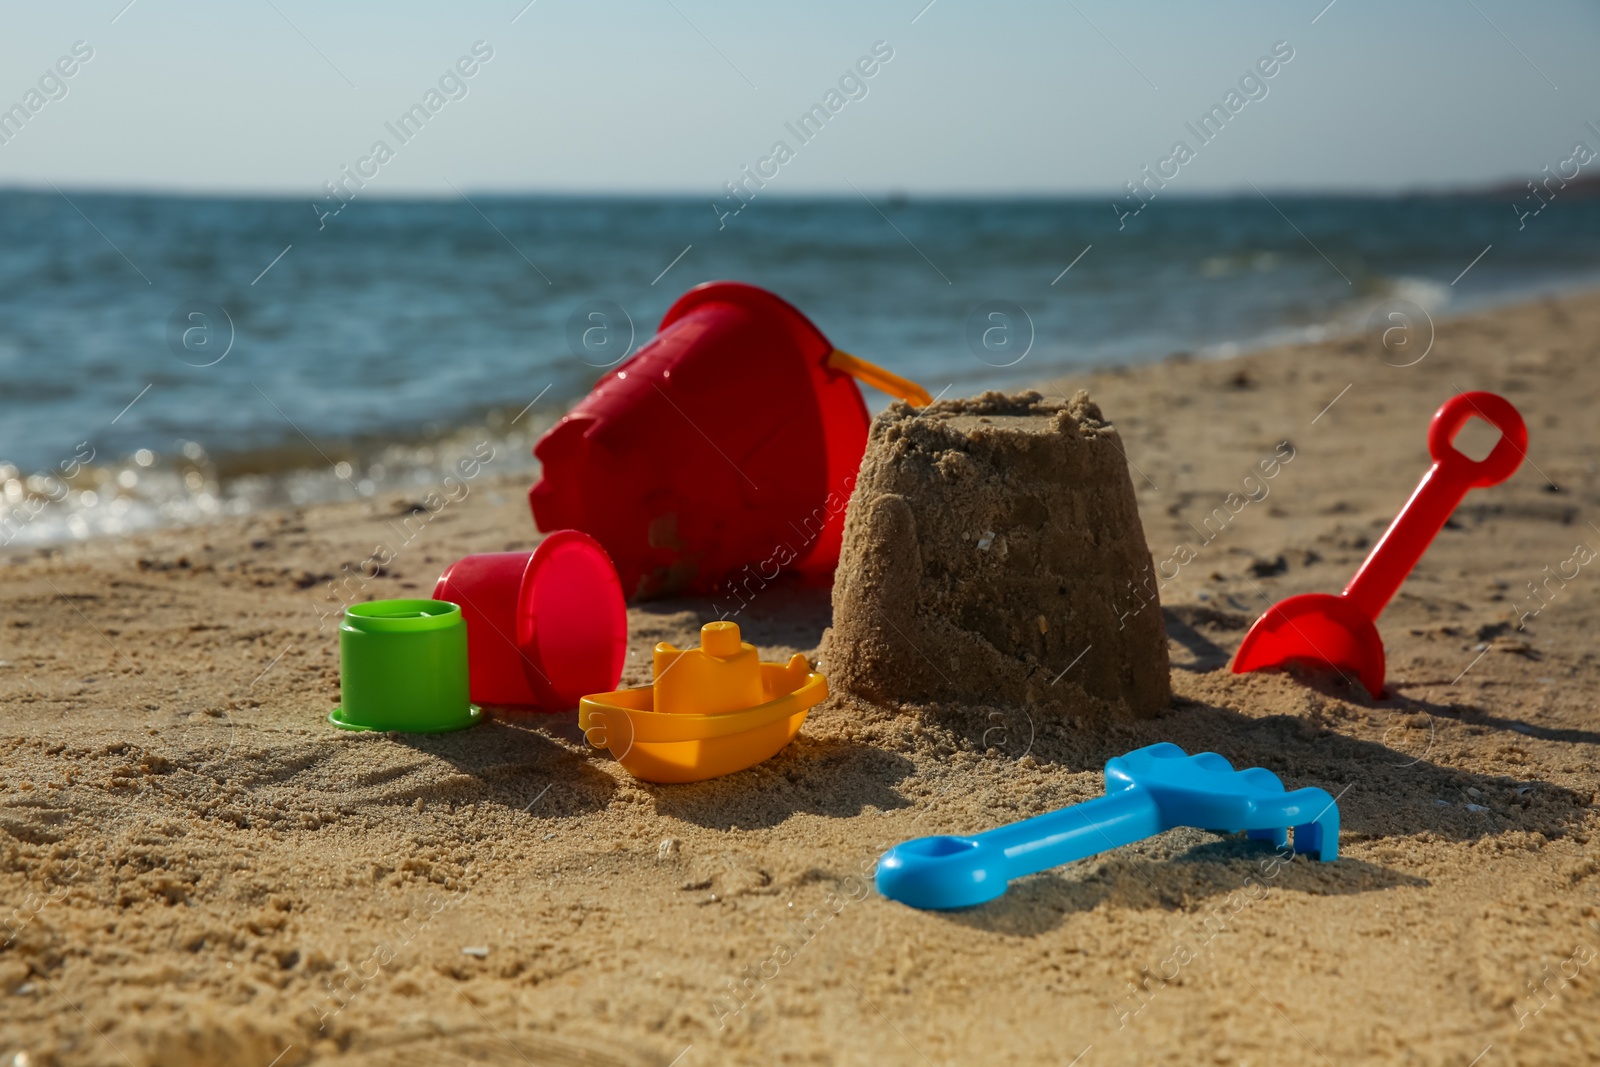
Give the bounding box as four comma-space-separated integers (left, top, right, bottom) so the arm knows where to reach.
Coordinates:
2, 180, 1597, 203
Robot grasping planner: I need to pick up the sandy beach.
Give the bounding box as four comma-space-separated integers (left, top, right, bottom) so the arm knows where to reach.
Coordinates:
3, 288, 1599, 1066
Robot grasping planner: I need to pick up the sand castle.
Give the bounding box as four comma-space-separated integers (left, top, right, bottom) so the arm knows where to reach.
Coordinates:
823, 390, 1170, 720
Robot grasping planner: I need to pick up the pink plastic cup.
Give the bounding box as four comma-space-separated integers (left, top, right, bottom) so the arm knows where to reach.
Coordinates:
432, 530, 628, 710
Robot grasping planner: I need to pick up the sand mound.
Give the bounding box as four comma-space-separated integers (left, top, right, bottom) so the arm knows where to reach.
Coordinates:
822, 390, 1169, 719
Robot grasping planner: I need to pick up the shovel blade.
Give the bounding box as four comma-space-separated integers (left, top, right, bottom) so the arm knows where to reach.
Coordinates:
1231, 592, 1386, 698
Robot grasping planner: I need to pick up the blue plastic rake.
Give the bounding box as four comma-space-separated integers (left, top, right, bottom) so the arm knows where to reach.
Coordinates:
876, 743, 1339, 910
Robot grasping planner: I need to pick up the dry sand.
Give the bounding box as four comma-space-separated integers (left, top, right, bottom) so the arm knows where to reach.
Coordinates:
3, 290, 1600, 1066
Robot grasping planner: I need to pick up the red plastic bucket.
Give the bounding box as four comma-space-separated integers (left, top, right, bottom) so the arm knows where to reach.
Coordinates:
530, 282, 874, 599
432, 530, 627, 709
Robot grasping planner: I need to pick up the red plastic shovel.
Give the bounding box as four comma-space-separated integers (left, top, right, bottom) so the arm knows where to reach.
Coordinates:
1232, 391, 1527, 697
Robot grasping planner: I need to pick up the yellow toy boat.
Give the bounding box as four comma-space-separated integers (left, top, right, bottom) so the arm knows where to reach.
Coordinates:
578, 621, 827, 783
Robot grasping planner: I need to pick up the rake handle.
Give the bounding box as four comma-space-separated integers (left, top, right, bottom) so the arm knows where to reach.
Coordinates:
984, 790, 1161, 881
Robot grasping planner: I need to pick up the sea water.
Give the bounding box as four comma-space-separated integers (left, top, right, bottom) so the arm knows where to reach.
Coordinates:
2, 189, 1598, 546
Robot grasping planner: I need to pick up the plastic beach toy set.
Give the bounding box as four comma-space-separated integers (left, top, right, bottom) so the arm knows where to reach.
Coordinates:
330, 280, 1530, 910
330, 283, 919, 783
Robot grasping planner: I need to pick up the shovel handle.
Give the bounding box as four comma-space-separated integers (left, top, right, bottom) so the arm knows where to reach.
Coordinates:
1426, 391, 1528, 488
1344, 392, 1526, 620
827, 349, 934, 407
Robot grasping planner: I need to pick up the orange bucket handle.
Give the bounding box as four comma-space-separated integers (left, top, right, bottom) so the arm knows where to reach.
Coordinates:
826, 349, 933, 408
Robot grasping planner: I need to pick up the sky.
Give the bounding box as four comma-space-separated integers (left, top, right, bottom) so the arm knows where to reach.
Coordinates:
1, 0, 1597, 198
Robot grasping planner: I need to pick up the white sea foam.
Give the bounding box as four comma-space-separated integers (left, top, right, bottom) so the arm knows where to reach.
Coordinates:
0, 423, 545, 551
